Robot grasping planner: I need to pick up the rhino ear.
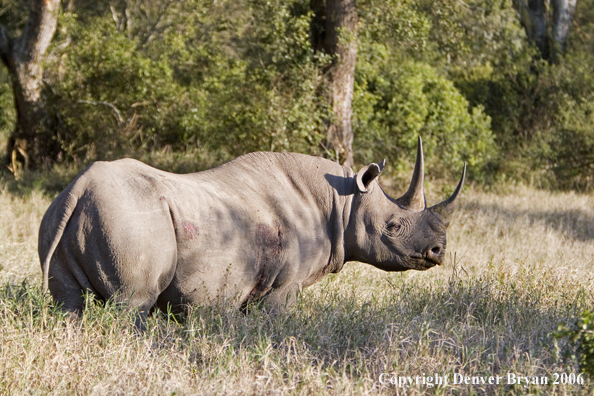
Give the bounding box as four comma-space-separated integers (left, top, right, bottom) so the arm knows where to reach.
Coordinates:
356, 162, 383, 193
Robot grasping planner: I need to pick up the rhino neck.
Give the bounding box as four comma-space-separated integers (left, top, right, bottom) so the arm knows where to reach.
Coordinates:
343, 193, 360, 264
324, 166, 356, 274
342, 180, 386, 265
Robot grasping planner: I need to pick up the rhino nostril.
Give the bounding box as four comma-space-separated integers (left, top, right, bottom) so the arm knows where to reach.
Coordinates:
430, 246, 442, 256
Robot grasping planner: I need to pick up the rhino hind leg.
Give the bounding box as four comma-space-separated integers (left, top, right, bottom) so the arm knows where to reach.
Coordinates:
47, 254, 87, 318
132, 301, 156, 333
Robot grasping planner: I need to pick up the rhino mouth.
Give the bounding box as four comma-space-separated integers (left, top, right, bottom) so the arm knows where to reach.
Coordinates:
410, 252, 442, 269
423, 259, 440, 268
383, 244, 443, 270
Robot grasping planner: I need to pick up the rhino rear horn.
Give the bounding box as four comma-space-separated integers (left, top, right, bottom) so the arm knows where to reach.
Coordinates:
429, 163, 466, 223
396, 136, 426, 212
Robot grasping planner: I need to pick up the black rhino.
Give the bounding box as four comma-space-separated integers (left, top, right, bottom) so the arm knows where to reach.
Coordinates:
39, 138, 464, 327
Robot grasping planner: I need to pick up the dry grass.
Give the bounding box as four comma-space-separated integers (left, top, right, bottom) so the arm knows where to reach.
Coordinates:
1, 180, 594, 395
0, 187, 51, 284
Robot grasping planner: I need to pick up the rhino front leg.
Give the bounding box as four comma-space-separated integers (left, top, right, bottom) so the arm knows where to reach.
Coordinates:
239, 281, 300, 314
261, 281, 301, 314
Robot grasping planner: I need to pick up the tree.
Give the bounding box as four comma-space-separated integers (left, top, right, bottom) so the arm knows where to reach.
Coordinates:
311, 0, 358, 168
0, 0, 61, 172
514, 0, 578, 61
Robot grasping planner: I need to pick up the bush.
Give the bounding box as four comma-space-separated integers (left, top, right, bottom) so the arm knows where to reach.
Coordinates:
8, 0, 576, 187
354, 58, 496, 181
45, 0, 330, 166
38, 0, 501, 181
556, 310, 594, 377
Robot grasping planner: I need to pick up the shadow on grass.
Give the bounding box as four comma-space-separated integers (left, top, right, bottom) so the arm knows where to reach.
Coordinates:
1, 264, 589, 386
151, 267, 590, 378
462, 201, 594, 242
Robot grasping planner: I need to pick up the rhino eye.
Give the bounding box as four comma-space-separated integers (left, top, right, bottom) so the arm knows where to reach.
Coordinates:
386, 222, 401, 233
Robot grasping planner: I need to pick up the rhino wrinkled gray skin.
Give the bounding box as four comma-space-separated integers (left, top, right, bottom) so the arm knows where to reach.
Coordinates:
39, 137, 465, 327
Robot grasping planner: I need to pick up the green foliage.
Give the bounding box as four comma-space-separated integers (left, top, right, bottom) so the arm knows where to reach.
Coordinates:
1, 0, 594, 187
555, 310, 594, 377
48, 14, 178, 161
34, 0, 498, 180
354, 58, 495, 180
0, 1, 25, 147
358, 0, 432, 57
354, 0, 496, 180
0, 70, 15, 146
43, 0, 330, 165
426, 0, 594, 189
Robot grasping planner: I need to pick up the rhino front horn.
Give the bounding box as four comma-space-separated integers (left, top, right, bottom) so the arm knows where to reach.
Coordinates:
396, 136, 426, 212
429, 163, 466, 223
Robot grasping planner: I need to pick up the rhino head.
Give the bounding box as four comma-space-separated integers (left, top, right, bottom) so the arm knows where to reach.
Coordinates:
346, 137, 465, 271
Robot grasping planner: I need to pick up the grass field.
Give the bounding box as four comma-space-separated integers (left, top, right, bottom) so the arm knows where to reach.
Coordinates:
1, 176, 593, 395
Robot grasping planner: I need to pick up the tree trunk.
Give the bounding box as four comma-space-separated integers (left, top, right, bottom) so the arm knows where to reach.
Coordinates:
518, 0, 549, 58
0, 0, 61, 171
311, 0, 358, 168
514, 0, 577, 61
551, 0, 577, 53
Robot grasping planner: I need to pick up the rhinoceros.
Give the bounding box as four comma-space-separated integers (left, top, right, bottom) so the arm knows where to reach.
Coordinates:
39, 138, 464, 326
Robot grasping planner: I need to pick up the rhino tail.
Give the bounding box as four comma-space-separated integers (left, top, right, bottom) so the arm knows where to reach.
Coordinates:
41, 183, 83, 294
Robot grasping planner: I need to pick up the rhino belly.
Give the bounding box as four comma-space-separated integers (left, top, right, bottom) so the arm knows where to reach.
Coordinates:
158, 234, 269, 309
156, 218, 331, 310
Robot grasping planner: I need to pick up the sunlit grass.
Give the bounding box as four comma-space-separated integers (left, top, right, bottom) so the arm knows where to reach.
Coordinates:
1, 180, 594, 394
